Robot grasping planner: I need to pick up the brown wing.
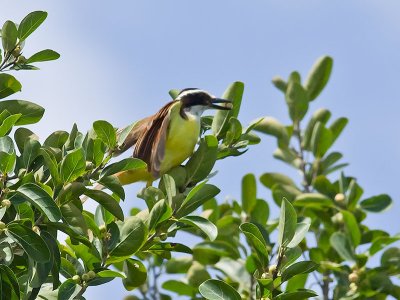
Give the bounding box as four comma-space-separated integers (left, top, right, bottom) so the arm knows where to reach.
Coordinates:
133, 101, 176, 177
113, 117, 152, 156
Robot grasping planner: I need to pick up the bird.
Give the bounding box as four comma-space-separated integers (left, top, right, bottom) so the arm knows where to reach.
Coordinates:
113, 88, 232, 186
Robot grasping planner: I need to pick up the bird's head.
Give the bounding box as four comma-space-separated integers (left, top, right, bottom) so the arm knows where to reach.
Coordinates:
176, 88, 232, 119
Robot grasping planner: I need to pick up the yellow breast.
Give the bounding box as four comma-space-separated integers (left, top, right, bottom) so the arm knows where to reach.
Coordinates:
159, 103, 200, 174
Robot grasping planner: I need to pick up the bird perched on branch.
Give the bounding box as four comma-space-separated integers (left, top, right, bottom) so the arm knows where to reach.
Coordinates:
113, 88, 232, 185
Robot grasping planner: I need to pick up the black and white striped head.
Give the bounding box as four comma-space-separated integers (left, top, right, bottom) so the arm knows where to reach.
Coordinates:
176, 88, 232, 118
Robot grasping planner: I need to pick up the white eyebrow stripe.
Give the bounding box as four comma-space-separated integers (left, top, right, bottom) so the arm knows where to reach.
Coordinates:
176, 89, 210, 99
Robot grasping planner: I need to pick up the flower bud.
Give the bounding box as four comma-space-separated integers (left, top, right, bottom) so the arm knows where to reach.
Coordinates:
16, 55, 26, 64
82, 273, 90, 281
12, 45, 21, 57
1, 199, 11, 208
268, 264, 277, 275
334, 193, 345, 203
87, 270, 96, 279
348, 272, 358, 283
32, 226, 41, 235
72, 275, 80, 283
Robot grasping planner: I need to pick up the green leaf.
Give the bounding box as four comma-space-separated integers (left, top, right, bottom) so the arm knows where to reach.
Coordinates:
148, 242, 192, 255
168, 89, 180, 99
294, 193, 334, 209
18, 11, 48, 41
278, 198, 297, 247
360, 194, 392, 212
0, 74, 22, 99
0, 114, 21, 136
97, 270, 126, 279
122, 258, 147, 291
160, 174, 176, 206
64, 123, 78, 151
305, 56, 333, 101
272, 76, 287, 92
26, 49, 60, 64
286, 274, 308, 292
101, 157, 146, 177
330, 232, 355, 261
212, 81, 244, 139
185, 135, 218, 184
109, 216, 148, 257
57, 278, 79, 300
44, 131, 69, 148
329, 117, 348, 144
39, 148, 61, 184
65, 238, 100, 270
193, 241, 239, 264
22, 138, 40, 169
179, 215, 218, 241
341, 210, 361, 247
0, 100, 44, 125
93, 120, 117, 149
41, 231, 61, 289
86, 138, 106, 167
176, 183, 220, 218
14, 127, 38, 153
272, 184, 301, 206
275, 289, 318, 300
311, 122, 333, 158
285, 81, 309, 122
0, 265, 20, 300
147, 199, 172, 230
381, 247, 400, 270
16, 183, 61, 222
242, 173, 257, 213
163, 280, 196, 297
0, 151, 16, 174
303, 108, 331, 150
287, 218, 311, 248
370, 235, 400, 256
165, 257, 192, 274
1, 21, 18, 52
253, 117, 289, 148
83, 189, 124, 220
224, 117, 242, 145
250, 199, 269, 225
60, 203, 88, 236
282, 246, 302, 269
47, 222, 91, 247
199, 279, 241, 300
56, 182, 86, 206
0, 136, 14, 153
260, 172, 296, 189
240, 222, 269, 266
98, 175, 125, 200
281, 261, 318, 282
313, 175, 337, 198
60, 148, 86, 182
6, 223, 50, 262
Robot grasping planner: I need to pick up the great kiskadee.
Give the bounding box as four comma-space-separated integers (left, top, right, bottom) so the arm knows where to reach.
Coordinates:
114, 88, 232, 185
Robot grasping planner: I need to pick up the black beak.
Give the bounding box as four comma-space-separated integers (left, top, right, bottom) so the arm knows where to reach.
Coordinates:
209, 98, 232, 110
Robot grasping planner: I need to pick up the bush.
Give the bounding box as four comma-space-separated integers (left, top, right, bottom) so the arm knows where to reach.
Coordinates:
0, 11, 398, 300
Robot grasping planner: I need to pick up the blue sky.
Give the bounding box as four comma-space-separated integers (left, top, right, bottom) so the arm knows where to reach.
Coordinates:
2, 1, 400, 298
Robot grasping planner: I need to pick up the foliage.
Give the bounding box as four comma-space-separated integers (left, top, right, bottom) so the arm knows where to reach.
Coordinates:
0, 10, 399, 300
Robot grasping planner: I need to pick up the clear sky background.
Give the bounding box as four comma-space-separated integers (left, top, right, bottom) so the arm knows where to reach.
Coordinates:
2, 1, 400, 298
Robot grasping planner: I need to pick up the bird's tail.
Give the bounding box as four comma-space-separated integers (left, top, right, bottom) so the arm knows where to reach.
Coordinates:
114, 168, 154, 186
